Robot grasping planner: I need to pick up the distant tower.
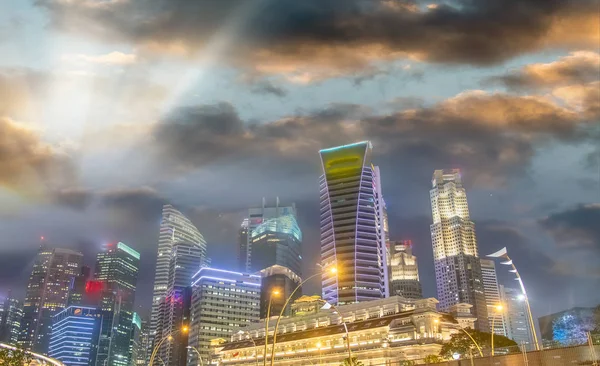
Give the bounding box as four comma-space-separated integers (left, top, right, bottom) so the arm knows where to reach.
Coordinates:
0, 291, 23, 344
319, 141, 388, 305
481, 259, 506, 336
149, 204, 208, 357
500, 285, 534, 349
387, 240, 422, 299
259, 265, 302, 318
94, 242, 140, 366
430, 169, 489, 331
19, 247, 83, 353
243, 198, 302, 276
237, 218, 249, 271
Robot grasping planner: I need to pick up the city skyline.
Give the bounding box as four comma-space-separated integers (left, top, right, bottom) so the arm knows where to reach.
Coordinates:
0, 0, 598, 352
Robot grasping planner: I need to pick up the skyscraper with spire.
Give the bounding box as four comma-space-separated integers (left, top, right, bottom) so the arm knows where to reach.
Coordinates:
430, 169, 489, 331
319, 141, 388, 305
149, 205, 208, 357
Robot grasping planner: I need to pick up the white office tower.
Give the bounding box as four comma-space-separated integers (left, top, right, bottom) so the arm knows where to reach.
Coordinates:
500, 285, 534, 350
388, 240, 422, 299
319, 141, 388, 305
481, 259, 506, 336
430, 169, 489, 331
149, 204, 208, 358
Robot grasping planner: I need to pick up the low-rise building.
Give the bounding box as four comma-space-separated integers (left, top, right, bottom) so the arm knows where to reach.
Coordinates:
215, 296, 473, 365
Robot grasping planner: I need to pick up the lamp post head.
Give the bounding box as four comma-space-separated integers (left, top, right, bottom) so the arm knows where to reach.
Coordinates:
495, 304, 503, 312
182, 325, 189, 333
272, 289, 281, 296
168, 335, 173, 341
330, 266, 337, 274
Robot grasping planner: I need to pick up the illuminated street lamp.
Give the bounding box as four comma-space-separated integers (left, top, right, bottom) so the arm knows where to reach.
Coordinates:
187, 345, 205, 366
263, 289, 281, 366
490, 304, 504, 356
269, 264, 337, 366
487, 247, 540, 351
149, 325, 189, 366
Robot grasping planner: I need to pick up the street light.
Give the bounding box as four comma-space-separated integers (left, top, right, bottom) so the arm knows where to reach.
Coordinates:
149, 325, 189, 366
319, 298, 352, 363
487, 247, 540, 351
269, 264, 337, 366
263, 288, 281, 366
490, 304, 504, 356
187, 345, 205, 366
237, 330, 259, 366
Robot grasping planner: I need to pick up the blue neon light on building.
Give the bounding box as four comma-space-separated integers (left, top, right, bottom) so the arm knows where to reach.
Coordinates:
49, 306, 103, 366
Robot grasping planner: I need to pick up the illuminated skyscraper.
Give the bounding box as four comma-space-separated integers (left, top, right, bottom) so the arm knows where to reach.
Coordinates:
481, 259, 506, 336
237, 218, 249, 271
241, 198, 302, 276
94, 242, 140, 366
319, 141, 388, 305
150, 204, 208, 356
49, 306, 103, 366
387, 240, 422, 299
430, 169, 488, 331
188, 268, 261, 365
500, 286, 534, 349
259, 265, 301, 318
155, 242, 202, 366
19, 246, 83, 353
0, 292, 23, 344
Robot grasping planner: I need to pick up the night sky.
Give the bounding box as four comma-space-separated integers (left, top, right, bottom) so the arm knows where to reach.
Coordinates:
0, 0, 598, 321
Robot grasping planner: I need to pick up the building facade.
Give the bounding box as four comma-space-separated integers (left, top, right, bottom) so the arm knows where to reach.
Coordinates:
387, 240, 422, 299
480, 259, 506, 336
94, 242, 140, 366
135, 317, 150, 365
237, 219, 249, 272
48, 306, 103, 366
430, 169, 489, 331
0, 292, 23, 344
155, 241, 203, 366
19, 247, 84, 353
188, 268, 261, 366
499, 286, 534, 349
259, 265, 301, 319
150, 204, 208, 355
319, 141, 389, 306
241, 198, 301, 275
217, 296, 473, 365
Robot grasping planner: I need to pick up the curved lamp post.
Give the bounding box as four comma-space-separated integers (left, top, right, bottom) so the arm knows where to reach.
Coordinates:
437, 319, 483, 357
269, 265, 337, 366
318, 299, 352, 362
186, 345, 205, 366
263, 289, 281, 366
490, 304, 504, 356
487, 247, 540, 351
149, 325, 189, 366
237, 330, 259, 366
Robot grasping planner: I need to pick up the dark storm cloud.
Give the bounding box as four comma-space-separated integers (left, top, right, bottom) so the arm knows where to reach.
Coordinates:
0, 117, 75, 196
100, 186, 167, 222
150, 89, 595, 188
35, 0, 598, 79
250, 80, 288, 98
51, 188, 94, 210
539, 204, 600, 253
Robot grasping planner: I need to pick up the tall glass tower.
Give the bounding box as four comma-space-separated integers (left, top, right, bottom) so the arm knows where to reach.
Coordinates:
319, 141, 388, 305
149, 204, 207, 358
94, 242, 140, 366
430, 169, 489, 331
19, 246, 83, 353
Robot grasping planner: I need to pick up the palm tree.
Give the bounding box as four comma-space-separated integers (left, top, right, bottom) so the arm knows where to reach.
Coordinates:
340, 356, 364, 366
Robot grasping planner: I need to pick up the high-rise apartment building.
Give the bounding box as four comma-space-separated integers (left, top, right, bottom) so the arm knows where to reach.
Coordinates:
241, 198, 302, 276
259, 265, 301, 318
500, 286, 534, 349
319, 141, 388, 305
387, 240, 422, 299
0, 292, 23, 344
481, 259, 506, 336
49, 305, 103, 366
237, 218, 249, 272
430, 169, 488, 331
94, 242, 140, 366
150, 204, 208, 353
19, 247, 83, 353
188, 268, 261, 365
155, 242, 202, 366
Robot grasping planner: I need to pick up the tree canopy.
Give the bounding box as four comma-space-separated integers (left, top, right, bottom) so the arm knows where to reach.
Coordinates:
0, 347, 32, 366
440, 328, 517, 359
